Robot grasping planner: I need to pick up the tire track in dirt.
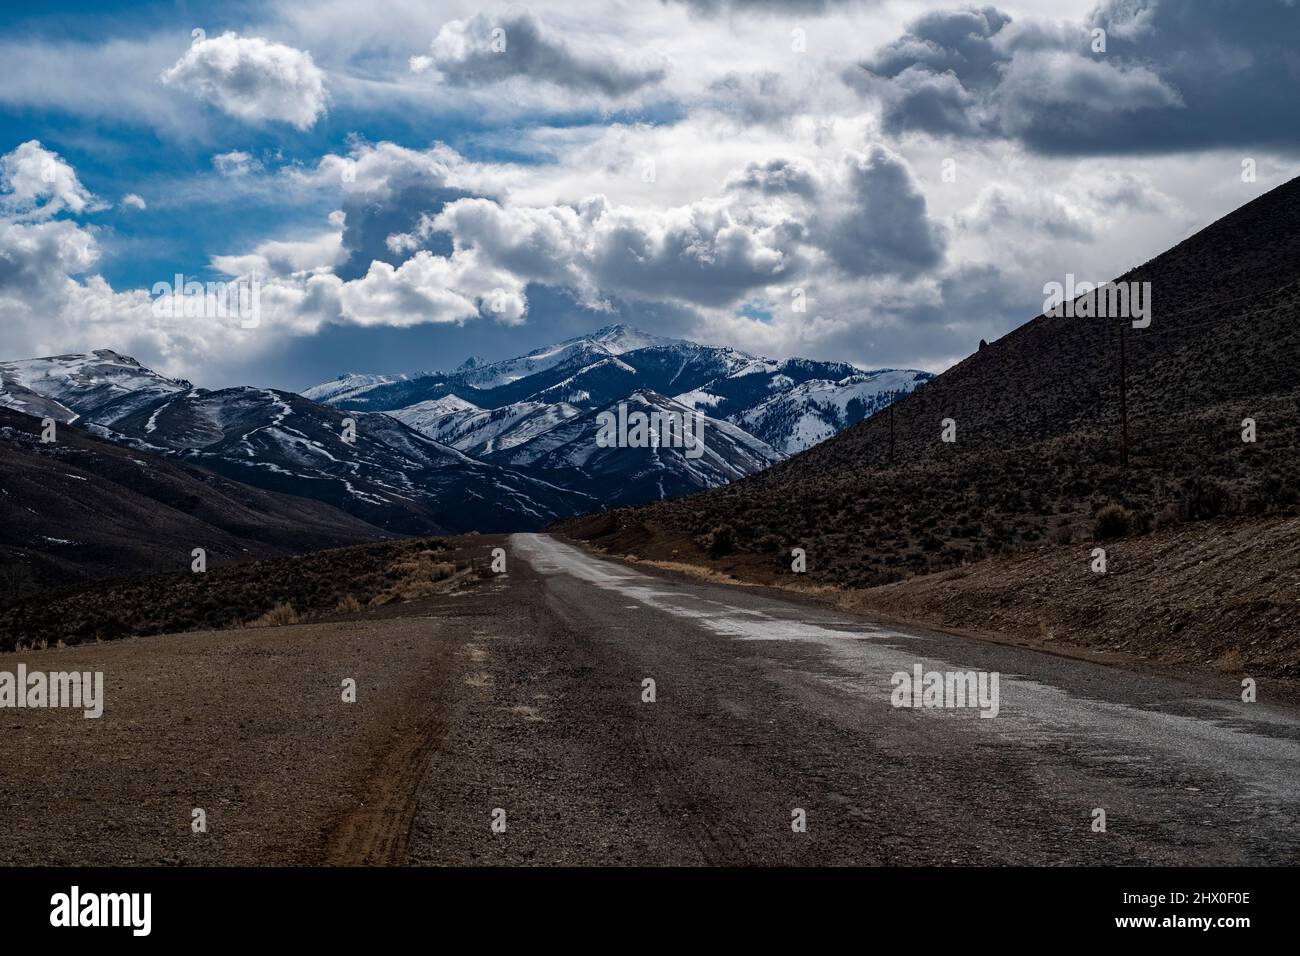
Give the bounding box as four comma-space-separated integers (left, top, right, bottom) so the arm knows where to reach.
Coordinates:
323, 622, 458, 866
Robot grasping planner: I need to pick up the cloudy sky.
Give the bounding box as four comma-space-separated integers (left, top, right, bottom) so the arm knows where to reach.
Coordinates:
1, 0, 1297, 390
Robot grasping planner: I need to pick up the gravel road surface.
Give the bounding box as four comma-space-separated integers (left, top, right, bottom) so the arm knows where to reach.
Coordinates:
404, 534, 1300, 865
4, 533, 1296, 865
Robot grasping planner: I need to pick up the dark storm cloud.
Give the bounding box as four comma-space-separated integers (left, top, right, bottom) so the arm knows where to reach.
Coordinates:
875, 65, 984, 137
335, 180, 471, 281
818, 146, 946, 278
848, 0, 1300, 154
863, 5, 1011, 88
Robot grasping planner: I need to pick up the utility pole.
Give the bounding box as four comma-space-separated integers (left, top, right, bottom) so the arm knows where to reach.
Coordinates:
1118, 318, 1129, 469
888, 390, 896, 463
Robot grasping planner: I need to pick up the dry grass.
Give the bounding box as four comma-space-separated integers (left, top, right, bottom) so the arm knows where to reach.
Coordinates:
367, 551, 463, 606
248, 602, 299, 628
838, 515, 1300, 680
1216, 647, 1245, 674
635, 558, 754, 585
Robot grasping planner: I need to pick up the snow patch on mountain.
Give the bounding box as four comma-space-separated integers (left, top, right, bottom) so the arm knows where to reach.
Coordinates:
0, 350, 190, 426
301, 372, 415, 404
739, 369, 934, 454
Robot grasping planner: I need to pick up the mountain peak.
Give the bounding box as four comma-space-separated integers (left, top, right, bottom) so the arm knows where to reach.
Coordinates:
89, 348, 147, 367
0, 349, 192, 425
584, 323, 681, 354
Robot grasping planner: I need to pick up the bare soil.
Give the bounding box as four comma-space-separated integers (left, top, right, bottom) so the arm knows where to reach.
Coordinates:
0, 612, 456, 865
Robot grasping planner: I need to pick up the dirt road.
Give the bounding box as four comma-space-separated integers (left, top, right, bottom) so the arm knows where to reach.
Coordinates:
406, 534, 1300, 865
3, 533, 1298, 865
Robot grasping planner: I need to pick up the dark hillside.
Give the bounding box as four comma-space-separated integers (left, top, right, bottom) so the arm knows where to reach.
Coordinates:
0, 408, 391, 597
561, 176, 1300, 588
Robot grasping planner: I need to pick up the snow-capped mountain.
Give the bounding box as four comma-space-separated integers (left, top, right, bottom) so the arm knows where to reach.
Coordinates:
300, 371, 418, 405
0, 355, 587, 534
388, 397, 584, 458
0, 350, 191, 426
2, 328, 929, 544
456, 324, 683, 390
311, 324, 933, 458
485, 391, 784, 507
732, 368, 934, 454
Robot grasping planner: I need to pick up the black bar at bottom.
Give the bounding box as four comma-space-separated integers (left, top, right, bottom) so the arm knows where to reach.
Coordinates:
0, 866, 1279, 941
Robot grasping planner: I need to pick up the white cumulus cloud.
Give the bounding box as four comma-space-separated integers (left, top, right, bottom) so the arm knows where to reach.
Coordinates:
0, 140, 100, 221
161, 32, 326, 130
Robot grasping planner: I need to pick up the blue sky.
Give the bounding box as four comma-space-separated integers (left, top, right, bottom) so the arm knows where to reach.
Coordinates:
2, 0, 1298, 391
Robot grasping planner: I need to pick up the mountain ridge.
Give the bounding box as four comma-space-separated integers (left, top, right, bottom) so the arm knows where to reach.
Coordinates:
1, 326, 929, 578
304, 322, 933, 457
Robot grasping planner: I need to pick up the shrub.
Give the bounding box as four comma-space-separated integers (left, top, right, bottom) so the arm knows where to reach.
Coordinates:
249, 602, 298, 628
1094, 502, 1132, 540
1184, 477, 1228, 520
701, 524, 735, 557
1155, 502, 1183, 529
1215, 648, 1244, 674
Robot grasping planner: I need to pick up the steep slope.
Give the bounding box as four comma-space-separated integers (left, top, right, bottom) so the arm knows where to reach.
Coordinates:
0, 407, 390, 595
729, 367, 932, 454
102, 387, 588, 534
0, 349, 190, 425
561, 176, 1300, 588
487, 391, 783, 507
390, 398, 583, 457
301, 372, 417, 405
0, 380, 77, 423
455, 324, 682, 390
